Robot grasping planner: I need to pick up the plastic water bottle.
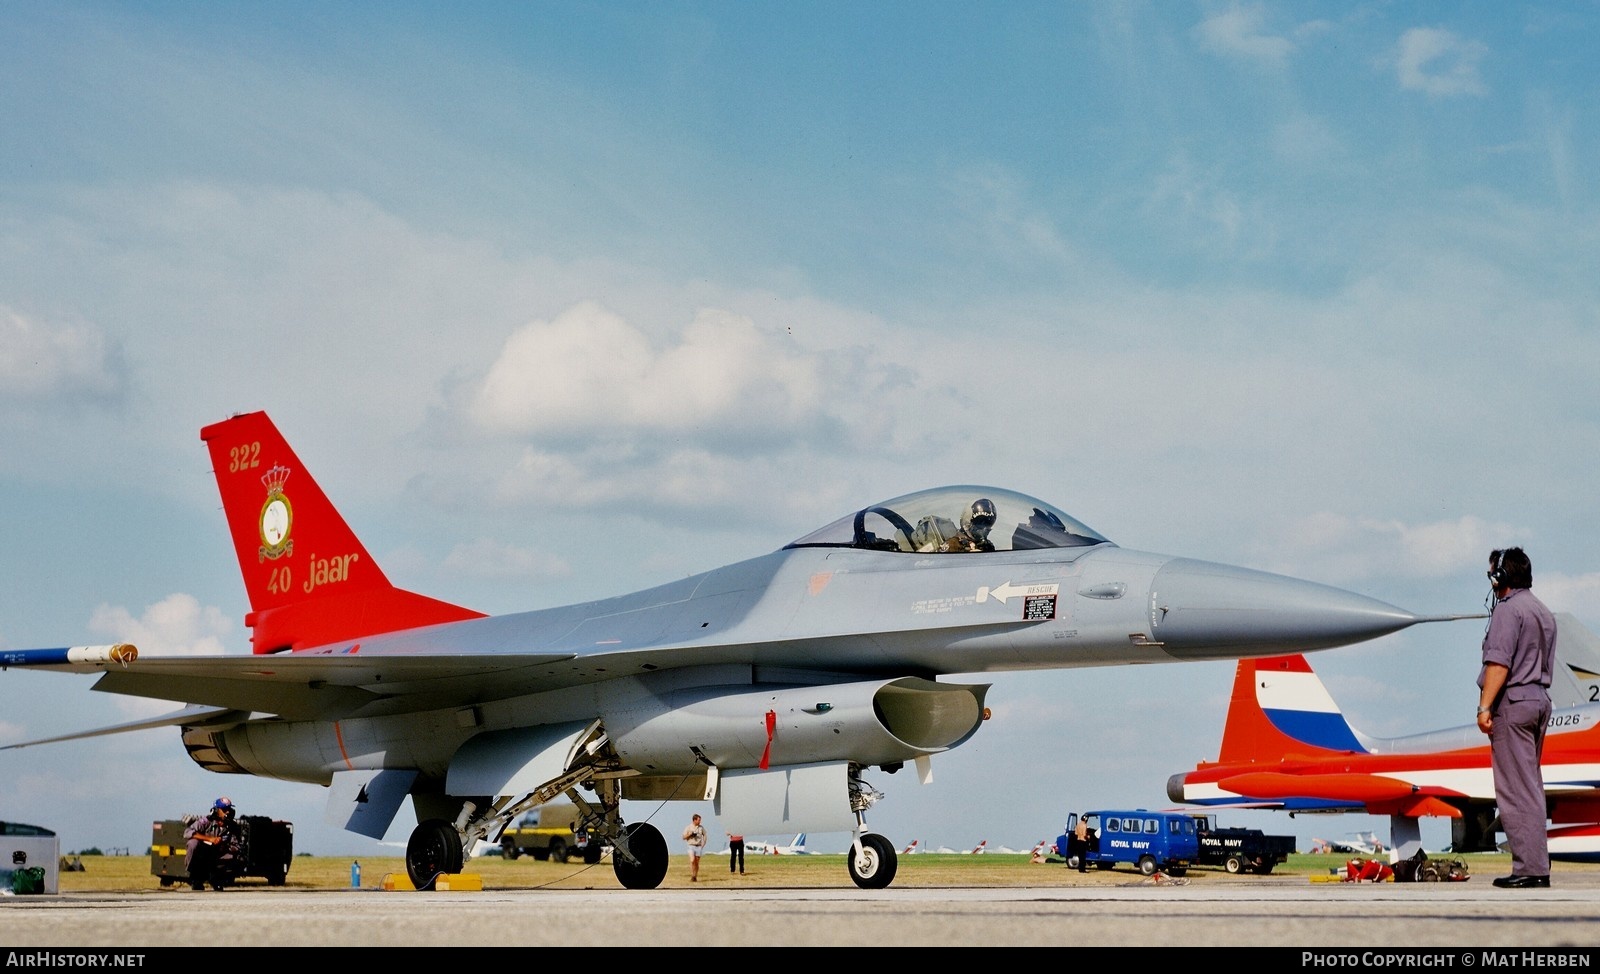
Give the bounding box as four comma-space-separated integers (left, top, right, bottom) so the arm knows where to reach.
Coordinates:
350, 860, 361, 888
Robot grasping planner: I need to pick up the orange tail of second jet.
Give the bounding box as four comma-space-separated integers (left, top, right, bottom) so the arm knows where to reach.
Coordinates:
200, 411, 485, 655
1214, 654, 1367, 766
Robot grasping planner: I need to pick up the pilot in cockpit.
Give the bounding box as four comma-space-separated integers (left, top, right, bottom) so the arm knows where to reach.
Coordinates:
941, 497, 997, 553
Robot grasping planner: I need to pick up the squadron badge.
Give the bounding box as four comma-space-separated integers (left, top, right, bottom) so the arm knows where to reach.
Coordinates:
258, 464, 294, 561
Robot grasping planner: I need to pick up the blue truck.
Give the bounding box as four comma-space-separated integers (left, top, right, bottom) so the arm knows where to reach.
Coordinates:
1057, 809, 1198, 876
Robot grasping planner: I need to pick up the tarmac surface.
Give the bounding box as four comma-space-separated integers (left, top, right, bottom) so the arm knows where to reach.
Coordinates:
7, 871, 1600, 947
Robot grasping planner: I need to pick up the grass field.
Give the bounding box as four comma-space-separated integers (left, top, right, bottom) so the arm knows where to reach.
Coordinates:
44, 850, 1545, 892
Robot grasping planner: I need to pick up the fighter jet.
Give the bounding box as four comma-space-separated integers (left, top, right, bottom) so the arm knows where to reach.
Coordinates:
1, 411, 1475, 891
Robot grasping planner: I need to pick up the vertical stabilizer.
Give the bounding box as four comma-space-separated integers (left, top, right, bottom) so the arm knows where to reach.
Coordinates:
200, 411, 485, 654
1215, 655, 1367, 764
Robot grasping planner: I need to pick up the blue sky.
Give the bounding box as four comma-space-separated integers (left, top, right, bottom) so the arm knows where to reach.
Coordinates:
3, 2, 1598, 859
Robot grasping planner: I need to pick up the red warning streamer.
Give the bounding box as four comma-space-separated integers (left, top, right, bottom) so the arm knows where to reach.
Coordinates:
760, 709, 777, 770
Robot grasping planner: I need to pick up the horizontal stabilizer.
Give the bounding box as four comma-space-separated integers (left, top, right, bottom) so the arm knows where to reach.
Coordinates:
1, 703, 239, 750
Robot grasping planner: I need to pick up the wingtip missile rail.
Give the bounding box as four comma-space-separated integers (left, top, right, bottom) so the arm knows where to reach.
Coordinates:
1, 643, 138, 667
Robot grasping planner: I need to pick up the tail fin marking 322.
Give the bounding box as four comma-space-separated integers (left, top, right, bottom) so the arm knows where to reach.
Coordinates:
200, 411, 484, 654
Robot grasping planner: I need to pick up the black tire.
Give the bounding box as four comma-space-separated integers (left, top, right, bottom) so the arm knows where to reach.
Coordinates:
1138, 855, 1158, 876
549, 838, 569, 863
847, 833, 899, 890
267, 862, 288, 886
1065, 854, 1080, 870
406, 819, 464, 892
502, 842, 521, 861
1258, 861, 1275, 875
612, 823, 669, 890
1168, 866, 1187, 877
1225, 855, 1244, 874
583, 843, 603, 864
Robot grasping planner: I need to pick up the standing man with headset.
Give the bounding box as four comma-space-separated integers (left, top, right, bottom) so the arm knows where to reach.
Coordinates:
1476, 547, 1558, 889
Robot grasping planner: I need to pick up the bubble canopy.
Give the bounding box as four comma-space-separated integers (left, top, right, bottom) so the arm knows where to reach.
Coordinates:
785, 485, 1112, 553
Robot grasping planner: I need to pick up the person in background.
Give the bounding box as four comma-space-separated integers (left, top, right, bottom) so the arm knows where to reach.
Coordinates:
183, 796, 243, 891
682, 813, 707, 882
727, 831, 746, 875
1073, 813, 1091, 873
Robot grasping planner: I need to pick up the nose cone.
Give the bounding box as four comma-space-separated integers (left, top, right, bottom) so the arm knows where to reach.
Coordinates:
1149, 557, 1422, 659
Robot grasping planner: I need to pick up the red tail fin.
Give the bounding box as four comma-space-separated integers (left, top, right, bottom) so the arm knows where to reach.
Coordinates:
200, 411, 485, 654
1214, 655, 1318, 765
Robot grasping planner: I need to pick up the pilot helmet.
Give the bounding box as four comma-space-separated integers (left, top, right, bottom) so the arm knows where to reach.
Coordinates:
962, 498, 997, 541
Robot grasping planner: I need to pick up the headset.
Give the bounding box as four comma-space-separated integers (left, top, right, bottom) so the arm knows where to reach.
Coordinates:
1487, 549, 1507, 590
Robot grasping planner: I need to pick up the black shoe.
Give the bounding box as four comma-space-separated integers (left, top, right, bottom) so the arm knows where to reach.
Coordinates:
1492, 875, 1550, 888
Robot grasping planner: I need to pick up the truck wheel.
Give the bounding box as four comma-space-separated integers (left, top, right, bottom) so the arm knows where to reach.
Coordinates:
1258, 862, 1275, 875
847, 833, 898, 890
1138, 855, 1158, 876
502, 842, 521, 860
1225, 855, 1244, 874
549, 838, 569, 863
1065, 854, 1080, 870
584, 844, 603, 864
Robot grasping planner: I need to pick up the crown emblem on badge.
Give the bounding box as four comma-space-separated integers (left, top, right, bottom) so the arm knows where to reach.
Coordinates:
261, 464, 291, 495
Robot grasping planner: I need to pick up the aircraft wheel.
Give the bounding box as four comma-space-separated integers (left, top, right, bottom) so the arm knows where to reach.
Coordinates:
1225, 855, 1244, 874
613, 823, 669, 889
550, 838, 569, 863
1138, 855, 1158, 876
406, 818, 464, 892
847, 833, 899, 890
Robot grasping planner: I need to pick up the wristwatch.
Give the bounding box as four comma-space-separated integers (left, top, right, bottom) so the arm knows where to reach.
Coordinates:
1477, 707, 1491, 714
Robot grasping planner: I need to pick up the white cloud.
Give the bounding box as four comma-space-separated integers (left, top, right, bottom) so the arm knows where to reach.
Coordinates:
1195, 5, 1295, 67
85, 593, 238, 718
1535, 572, 1600, 619
88, 593, 235, 658
1271, 113, 1344, 167
469, 301, 827, 442
0, 307, 125, 402
441, 538, 570, 580
1396, 27, 1488, 97
1273, 513, 1521, 583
